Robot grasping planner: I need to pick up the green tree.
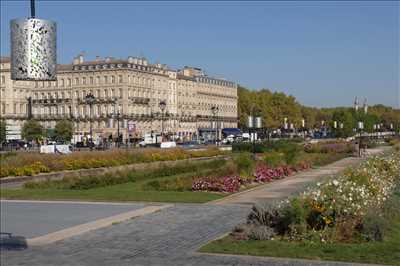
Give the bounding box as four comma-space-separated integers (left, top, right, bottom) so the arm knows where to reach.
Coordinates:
54, 120, 74, 143
22, 119, 44, 142
332, 109, 356, 137
0, 119, 6, 144
237, 85, 400, 133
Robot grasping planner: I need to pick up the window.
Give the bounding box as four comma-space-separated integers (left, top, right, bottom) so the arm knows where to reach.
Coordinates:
96, 76, 100, 84
104, 76, 108, 83
82, 77, 86, 85
111, 76, 115, 84
67, 78, 71, 87
75, 78, 79, 85
1, 76, 4, 84
119, 88, 123, 98
118, 75, 123, 83
90, 77, 94, 84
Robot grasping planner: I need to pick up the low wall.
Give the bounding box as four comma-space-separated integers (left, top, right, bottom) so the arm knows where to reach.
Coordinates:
0, 155, 228, 185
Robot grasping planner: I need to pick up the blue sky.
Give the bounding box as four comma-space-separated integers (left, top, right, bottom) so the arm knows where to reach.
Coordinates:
1, 1, 399, 108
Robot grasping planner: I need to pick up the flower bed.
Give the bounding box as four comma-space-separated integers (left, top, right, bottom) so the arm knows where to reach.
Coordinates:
233, 152, 400, 243
0, 147, 224, 178
192, 161, 311, 193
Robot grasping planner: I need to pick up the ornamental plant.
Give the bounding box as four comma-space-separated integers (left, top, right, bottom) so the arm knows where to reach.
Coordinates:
240, 152, 400, 243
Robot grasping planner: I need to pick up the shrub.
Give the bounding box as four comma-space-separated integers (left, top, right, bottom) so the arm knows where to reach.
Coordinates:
279, 143, 302, 165
233, 152, 254, 176
263, 151, 285, 168
248, 226, 277, 240
232, 142, 266, 153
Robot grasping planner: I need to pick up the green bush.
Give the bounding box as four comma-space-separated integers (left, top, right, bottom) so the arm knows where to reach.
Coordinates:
232, 142, 266, 153
280, 143, 302, 165
263, 151, 285, 167
233, 152, 254, 176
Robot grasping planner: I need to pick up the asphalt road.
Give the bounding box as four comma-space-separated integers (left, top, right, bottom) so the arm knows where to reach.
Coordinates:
0, 200, 147, 238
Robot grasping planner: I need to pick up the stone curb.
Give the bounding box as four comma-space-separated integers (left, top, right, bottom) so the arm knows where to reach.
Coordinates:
27, 204, 173, 246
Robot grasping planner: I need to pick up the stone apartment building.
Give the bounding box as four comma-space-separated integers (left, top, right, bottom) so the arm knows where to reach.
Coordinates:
0, 55, 237, 142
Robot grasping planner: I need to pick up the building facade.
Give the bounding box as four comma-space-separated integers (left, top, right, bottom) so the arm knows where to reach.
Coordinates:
0, 55, 237, 142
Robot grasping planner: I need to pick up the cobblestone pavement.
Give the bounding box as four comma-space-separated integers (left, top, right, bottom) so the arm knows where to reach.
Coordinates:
1, 204, 373, 266
1, 148, 388, 266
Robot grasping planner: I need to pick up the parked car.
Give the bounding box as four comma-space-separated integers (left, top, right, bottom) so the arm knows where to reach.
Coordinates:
179, 141, 201, 149
160, 141, 177, 149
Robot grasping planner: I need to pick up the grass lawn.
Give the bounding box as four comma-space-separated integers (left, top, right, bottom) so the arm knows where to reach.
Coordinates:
200, 218, 400, 265
0, 170, 226, 203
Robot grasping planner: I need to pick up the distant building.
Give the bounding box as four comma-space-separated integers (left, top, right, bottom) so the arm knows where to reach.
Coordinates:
0, 55, 237, 142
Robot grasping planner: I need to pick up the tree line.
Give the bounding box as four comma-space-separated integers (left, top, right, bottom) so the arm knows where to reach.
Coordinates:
238, 85, 400, 137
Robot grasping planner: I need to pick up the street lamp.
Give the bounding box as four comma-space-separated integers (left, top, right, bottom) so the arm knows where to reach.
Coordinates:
84, 93, 96, 150
357, 121, 364, 157
113, 101, 121, 148
159, 100, 167, 141
211, 106, 219, 145
248, 115, 262, 160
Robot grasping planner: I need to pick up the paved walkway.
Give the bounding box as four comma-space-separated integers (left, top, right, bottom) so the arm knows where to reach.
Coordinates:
1, 147, 389, 266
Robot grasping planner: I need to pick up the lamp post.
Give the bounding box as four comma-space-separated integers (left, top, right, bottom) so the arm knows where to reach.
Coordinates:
248, 115, 262, 160
113, 101, 121, 148
159, 100, 166, 142
357, 121, 364, 157
84, 93, 96, 150
283, 117, 288, 138
211, 106, 219, 145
